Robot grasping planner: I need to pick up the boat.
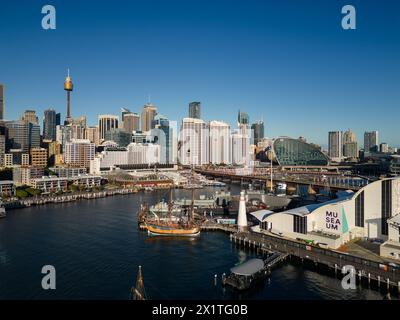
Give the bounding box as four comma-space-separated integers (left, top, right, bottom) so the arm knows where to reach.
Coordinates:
142, 188, 201, 237
146, 222, 200, 237
0, 202, 6, 218
222, 258, 270, 290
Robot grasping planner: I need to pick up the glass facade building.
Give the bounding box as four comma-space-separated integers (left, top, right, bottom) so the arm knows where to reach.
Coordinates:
189, 102, 201, 119
273, 137, 329, 166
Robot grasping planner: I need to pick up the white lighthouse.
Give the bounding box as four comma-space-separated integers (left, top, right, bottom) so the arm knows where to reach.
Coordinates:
237, 191, 248, 232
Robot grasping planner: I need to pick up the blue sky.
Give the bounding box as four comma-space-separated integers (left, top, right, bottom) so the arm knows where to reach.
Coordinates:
0, 0, 399, 147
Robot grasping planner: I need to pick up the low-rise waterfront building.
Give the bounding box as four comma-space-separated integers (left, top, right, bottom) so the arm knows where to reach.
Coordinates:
72, 174, 102, 188
50, 167, 87, 178
0, 180, 16, 197
12, 166, 45, 186
31, 176, 68, 193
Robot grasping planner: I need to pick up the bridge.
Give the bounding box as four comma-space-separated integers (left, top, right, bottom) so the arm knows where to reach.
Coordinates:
195, 168, 368, 192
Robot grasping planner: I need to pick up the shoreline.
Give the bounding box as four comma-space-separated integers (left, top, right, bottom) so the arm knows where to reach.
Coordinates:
3, 188, 140, 210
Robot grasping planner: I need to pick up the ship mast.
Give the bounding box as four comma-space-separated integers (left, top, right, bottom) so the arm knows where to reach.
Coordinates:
131, 266, 147, 300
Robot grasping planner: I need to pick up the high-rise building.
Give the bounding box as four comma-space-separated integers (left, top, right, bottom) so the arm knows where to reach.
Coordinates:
21, 110, 39, 125
123, 112, 140, 133
64, 69, 74, 124
48, 141, 62, 166
364, 131, 379, 152
30, 147, 48, 168
43, 109, 57, 141
238, 110, 249, 125
0, 84, 5, 120
328, 131, 343, 161
232, 124, 251, 165
104, 128, 132, 147
380, 143, 389, 153
209, 121, 231, 165
179, 118, 209, 166
0, 135, 5, 167
151, 115, 177, 164
251, 121, 264, 146
84, 126, 100, 146
98, 115, 119, 141
141, 103, 157, 131
343, 129, 357, 144
5, 121, 40, 153
343, 141, 358, 159
189, 102, 201, 119
64, 139, 95, 168
342, 129, 358, 158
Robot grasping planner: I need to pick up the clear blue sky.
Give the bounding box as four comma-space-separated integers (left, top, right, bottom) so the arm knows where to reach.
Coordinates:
0, 0, 399, 147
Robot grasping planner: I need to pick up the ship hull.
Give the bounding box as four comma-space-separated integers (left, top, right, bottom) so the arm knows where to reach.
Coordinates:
146, 224, 200, 237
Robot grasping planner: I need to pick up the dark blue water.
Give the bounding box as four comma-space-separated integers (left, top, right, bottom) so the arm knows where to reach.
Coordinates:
0, 187, 384, 300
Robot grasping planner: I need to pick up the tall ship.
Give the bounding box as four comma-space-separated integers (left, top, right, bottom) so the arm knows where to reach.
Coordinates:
141, 188, 201, 237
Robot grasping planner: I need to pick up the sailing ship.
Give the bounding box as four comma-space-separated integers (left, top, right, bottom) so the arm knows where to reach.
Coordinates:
143, 187, 201, 237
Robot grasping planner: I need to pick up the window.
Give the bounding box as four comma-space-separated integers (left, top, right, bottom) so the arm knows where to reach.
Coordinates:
355, 191, 364, 227
293, 215, 307, 234
381, 180, 392, 236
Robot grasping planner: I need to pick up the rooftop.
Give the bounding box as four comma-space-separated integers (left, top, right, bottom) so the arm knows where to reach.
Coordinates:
230, 259, 265, 276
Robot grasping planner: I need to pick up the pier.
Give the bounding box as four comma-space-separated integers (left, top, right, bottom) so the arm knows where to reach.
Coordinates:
230, 231, 400, 295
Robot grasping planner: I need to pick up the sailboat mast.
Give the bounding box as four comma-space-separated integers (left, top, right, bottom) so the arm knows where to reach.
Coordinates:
191, 188, 194, 221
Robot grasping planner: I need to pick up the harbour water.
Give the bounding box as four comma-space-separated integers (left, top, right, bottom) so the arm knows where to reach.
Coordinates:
0, 187, 385, 300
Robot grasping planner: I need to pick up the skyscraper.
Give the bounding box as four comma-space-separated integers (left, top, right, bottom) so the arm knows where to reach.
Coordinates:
151, 115, 177, 164
189, 102, 201, 119
328, 131, 343, 161
179, 118, 209, 166
364, 131, 379, 152
99, 115, 119, 141
343, 142, 358, 158
21, 110, 39, 125
232, 124, 251, 165
251, 121, 264, 146
342, 129, 357, 144
64, 69, 74, 124
342, 129, 358, 158
64, 139, 95, 168
0, 134, 5, 167
0, 84, 4, 120
5, 121, 40, 153
43, 109, 57, 141
122, 112, 140, 133
141, 103, 157, 131
238, 110, 249, 125
209, 121, 231, 165
104, 128, 132, 147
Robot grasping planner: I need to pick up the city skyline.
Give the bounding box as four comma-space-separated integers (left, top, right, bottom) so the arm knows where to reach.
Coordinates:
1, 0, 400, 147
